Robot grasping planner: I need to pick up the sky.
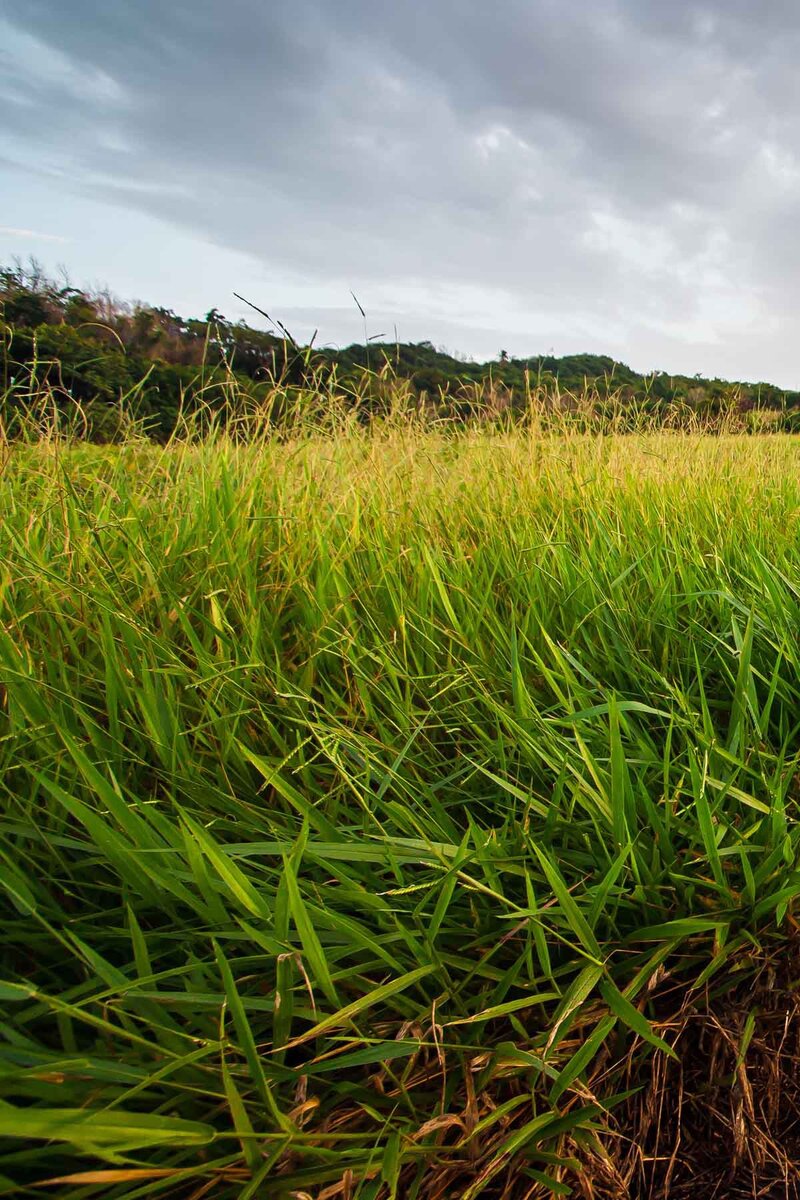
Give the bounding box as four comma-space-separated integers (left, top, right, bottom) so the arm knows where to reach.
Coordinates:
2, 1, 800, 385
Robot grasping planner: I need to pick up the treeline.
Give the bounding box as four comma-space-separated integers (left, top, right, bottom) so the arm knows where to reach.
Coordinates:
2, 258, 799, 439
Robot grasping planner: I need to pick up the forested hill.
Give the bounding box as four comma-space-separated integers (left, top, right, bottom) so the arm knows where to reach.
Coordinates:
2, 260, 799, 438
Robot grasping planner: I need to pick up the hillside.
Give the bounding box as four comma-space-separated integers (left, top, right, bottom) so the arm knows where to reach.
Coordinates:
2, 260, 799, 438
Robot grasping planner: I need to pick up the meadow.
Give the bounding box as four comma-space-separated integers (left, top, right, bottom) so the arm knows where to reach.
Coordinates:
3, 421, 800, 1197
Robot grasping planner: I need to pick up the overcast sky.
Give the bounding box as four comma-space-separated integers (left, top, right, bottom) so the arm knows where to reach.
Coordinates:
2, 1, 800, 384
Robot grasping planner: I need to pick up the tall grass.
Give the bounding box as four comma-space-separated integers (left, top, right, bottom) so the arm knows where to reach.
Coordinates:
2, 424, 800, 1196
1, 337, 789, 447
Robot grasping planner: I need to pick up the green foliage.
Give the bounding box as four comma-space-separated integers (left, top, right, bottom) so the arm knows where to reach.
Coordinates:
2, 260, 798, 441
2, 431, 800, 1194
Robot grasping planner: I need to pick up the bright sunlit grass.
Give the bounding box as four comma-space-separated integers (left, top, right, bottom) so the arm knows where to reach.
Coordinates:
3, 426, 800, 1196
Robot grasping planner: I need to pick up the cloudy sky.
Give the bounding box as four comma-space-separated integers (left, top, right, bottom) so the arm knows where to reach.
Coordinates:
2, 1, 799, 384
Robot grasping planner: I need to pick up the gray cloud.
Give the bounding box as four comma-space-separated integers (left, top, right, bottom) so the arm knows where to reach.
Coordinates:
3, 0, 800, 381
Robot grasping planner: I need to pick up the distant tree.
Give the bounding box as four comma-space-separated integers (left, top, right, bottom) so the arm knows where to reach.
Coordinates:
4, 260, 800, 441
63, 292, 100, 327
0, 285, 50, 327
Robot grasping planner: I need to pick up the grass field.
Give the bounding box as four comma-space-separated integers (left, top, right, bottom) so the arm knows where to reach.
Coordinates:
3, 427, 800, 1197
